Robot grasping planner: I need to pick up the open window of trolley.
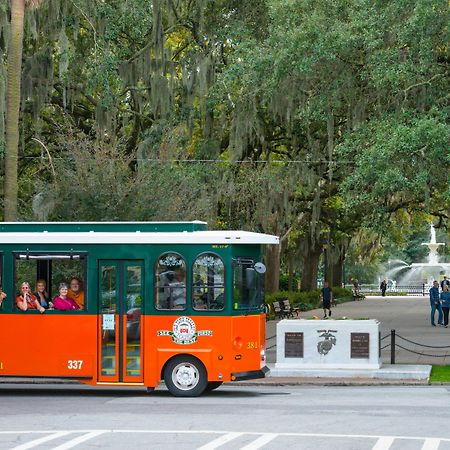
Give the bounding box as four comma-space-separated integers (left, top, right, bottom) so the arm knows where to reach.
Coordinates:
13, 251, 88, 310
233, 257, 266, 310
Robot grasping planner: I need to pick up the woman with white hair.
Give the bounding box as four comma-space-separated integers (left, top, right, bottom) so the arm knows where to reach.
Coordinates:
53, 283, 80, 311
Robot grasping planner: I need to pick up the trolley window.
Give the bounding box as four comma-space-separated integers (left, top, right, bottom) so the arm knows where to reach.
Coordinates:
192, 253, 225, 311
155, 253, 187, 310
0, 253, 3, 311
14, 252, 87, 311
233, 257, 264, 310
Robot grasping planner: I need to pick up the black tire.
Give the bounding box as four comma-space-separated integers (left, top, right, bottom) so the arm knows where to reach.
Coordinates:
205, 381, 223, 392
164, 355, 208, 397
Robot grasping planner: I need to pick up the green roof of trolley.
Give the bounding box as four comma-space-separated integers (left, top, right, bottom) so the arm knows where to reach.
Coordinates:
0, 221, 208, 233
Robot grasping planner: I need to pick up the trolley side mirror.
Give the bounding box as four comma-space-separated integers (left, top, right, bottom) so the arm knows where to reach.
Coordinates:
254, 262, 266, 274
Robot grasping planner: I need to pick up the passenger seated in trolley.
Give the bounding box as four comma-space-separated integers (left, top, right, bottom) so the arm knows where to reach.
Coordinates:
16, 282, 45, 313
193, 275, 207, 309
34, 279, 52, 309
68, 277, 85, 309
170, 269, 186, 309
0, 287, 6, 310
53, 283, 81, 311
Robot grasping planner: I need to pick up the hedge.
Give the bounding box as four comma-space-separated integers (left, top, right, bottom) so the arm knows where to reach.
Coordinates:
265, 287, 353, 314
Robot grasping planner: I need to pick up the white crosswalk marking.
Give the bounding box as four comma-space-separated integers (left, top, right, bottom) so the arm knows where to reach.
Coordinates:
421, 438, 440, 450
0, 429, 448, 450
196, 432, 243, 450
372, 436, 394, 450
240, 433, 277, 450
10, 431, 72, 450
49, 431, 107, 450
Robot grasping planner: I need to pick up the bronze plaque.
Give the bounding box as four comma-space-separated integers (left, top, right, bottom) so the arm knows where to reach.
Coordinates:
285, 332, 303, 358
379, 332, 381, 358
351, 332, 370, 358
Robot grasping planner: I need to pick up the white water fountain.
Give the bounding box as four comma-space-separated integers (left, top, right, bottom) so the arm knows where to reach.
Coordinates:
385, 224, 449, 286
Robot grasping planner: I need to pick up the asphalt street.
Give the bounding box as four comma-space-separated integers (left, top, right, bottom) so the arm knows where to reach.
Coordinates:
1, 384, 450, 449
1, 295, 449, 450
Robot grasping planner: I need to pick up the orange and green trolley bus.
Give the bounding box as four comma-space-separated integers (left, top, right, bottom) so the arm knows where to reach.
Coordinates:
0, 221, 278, 396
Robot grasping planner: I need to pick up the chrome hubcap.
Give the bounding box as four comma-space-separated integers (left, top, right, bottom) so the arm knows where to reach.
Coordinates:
172, 362, 199, 391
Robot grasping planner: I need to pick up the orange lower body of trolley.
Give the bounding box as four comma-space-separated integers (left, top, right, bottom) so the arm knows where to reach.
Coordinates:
0, 313, 267, 396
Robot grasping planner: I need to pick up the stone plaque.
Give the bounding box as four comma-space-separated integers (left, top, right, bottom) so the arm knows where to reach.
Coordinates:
285, 332, 303, 358
351, 332, 370, 358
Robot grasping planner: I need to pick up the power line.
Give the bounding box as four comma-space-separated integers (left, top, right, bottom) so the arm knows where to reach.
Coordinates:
17, 156, 355, 164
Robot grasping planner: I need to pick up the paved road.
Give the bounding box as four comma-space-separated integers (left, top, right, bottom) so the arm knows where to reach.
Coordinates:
1, 384, 450, 449
266, 296, 450, 365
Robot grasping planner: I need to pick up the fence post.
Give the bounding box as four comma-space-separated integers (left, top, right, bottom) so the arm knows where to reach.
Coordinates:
422, 283, 425, 296
390, 329, 396, 364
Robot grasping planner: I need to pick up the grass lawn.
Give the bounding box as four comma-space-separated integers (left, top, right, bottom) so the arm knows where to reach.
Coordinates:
429, 366, 450, 383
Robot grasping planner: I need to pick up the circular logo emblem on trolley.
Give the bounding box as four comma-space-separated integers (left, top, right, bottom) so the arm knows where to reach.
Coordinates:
157, 316, 213, 345
173, 316, 196, 342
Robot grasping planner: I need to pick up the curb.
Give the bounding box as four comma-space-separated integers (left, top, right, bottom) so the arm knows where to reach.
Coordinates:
232, 377, 429, 386
0, 377, 429, 387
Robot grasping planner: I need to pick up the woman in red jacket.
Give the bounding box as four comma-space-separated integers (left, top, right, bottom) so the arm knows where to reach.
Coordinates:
16, 282, 45, 313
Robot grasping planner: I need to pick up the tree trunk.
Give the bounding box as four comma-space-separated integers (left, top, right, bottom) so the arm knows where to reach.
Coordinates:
4, 0, 26, 221
265, 244, 280, 293
329, 255, 344, 287
326, 243, 347, 288
301, 240, 322, 291
287, 257, 294, 292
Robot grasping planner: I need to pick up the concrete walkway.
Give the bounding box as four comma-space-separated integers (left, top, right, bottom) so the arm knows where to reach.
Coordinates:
266, 295, 450, 365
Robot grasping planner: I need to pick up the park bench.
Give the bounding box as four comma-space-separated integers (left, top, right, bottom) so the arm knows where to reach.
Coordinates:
273, 298, 299, 319
281, 298, 300, 318
272, 300, 287, 319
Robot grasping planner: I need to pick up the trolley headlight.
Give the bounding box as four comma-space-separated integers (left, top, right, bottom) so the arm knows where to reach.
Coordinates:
260, 348, 266, 362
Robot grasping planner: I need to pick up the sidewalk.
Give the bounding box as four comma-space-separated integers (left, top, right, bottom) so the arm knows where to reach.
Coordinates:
235, 376, 428, 386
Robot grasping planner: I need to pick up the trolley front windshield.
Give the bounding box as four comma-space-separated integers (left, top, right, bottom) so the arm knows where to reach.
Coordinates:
233, 258, 264, 310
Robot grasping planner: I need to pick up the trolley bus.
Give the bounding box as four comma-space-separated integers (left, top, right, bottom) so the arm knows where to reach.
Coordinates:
0, 221, 278, 396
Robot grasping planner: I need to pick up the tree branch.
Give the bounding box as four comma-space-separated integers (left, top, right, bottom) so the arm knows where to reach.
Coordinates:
31, 138, 57, 183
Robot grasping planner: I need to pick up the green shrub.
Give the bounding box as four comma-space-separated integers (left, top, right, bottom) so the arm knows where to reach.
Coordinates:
265, 290, 295, 305
297, 302, 313, 311
278, 273, 300, 291
332, 286, 353, 298
266, 286, 354, 313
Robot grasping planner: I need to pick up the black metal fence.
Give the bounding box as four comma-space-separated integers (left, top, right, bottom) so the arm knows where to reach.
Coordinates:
382, 329, 450, 363
357, 284, 429, 296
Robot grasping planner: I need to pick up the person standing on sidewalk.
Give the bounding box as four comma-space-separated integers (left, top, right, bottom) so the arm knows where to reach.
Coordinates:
441, 285, 450, 328
441, 276, 450, 291
321, 281, 333, 319
380, 279, 387, 297
430, 280, 443, 326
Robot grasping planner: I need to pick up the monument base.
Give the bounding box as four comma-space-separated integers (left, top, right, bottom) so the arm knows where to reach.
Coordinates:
268, 364, 431, 381
276, 319, 381, 369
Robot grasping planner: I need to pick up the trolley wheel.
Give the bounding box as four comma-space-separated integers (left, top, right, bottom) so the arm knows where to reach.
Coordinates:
164, 355, 208, 397
205, 381, 223, 392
